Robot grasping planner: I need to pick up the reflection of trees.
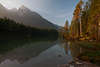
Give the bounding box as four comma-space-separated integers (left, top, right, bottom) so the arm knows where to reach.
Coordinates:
63, 42, 71, 56
0, 18, 58, 62
0, 35, 57, 54
0, 39, 57, 64
69, 42, 83, 59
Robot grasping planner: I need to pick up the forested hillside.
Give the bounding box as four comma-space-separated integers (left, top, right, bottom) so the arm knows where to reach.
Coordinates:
0, 18, 58, 40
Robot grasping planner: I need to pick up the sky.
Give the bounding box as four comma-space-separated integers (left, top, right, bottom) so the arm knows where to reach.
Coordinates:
0, 0, 80, 26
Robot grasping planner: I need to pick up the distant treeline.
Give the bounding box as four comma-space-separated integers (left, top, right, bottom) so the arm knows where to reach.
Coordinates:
0, 18, 58, 40
0, 18, 58, 54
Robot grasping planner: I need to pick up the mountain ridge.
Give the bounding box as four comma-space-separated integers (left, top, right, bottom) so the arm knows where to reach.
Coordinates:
0, 4, 58, 29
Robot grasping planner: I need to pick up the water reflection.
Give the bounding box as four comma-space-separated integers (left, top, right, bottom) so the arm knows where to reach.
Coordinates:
69, 42, 91, 59
0, 37, 73, 67
69, 41, 100, 66
69, 42, 82, 59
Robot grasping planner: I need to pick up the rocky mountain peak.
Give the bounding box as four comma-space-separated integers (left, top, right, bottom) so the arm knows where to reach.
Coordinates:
18, 5, 31, 13
0, 3, 6, 9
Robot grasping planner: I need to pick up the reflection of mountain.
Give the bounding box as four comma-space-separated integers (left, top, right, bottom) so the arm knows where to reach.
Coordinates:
0, 4, 58, 29
0, 40, 57, 64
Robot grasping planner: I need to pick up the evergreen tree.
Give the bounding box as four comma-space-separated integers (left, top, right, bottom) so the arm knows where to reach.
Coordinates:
70, 0, 83, 39
64, 20, 69, 31
81, 1, 90, 36
87, 0, 100, 40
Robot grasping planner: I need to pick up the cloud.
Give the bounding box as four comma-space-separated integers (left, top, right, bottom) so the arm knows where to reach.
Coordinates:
0, 0, 23, 9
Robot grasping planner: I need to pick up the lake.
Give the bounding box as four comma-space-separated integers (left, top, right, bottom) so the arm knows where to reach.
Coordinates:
0, 37, 73, 67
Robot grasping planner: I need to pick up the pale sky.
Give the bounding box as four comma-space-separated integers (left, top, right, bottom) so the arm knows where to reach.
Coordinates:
0, 0, 80, 26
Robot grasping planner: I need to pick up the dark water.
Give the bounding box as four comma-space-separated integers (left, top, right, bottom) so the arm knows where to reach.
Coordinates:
0, 37, 73, 67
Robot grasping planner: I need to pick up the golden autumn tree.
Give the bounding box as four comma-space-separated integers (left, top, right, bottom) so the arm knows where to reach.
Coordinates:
87, 0, 100, 41
70, 0, 83, 39
64, 20, 69, 31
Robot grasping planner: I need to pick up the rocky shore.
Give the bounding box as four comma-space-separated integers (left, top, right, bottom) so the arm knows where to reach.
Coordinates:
58, 59, 100, 67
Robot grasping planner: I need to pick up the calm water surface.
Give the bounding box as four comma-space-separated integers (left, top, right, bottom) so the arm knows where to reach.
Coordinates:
0, 38, 73, 67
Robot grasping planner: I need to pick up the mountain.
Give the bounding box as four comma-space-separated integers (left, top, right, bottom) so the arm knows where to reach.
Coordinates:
0, 4, 58, 29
